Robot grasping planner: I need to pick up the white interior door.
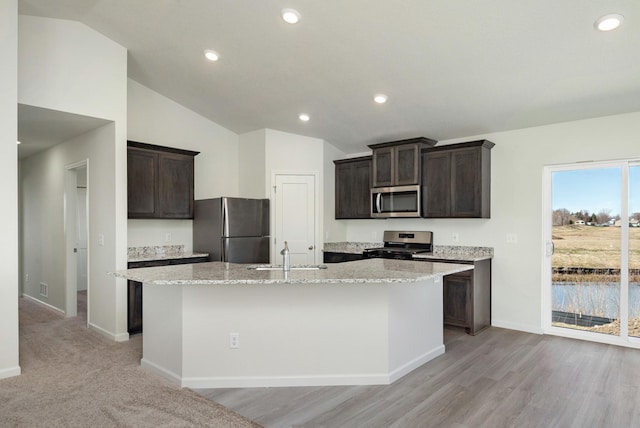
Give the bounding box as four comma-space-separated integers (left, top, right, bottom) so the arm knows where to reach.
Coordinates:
273, 173, 317, 265
76, 186, 88, 291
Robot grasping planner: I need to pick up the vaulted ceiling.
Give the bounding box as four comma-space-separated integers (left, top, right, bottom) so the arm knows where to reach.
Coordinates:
17, 0, 640, 154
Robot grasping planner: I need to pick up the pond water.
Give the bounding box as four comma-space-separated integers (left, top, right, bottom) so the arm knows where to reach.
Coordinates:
552, 282, 640, 319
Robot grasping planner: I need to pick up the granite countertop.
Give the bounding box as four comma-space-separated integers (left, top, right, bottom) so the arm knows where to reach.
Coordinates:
324, 242, 493, 262
112, 259, 473, 285
128, 245, 209, 263
323, 242, 381, 254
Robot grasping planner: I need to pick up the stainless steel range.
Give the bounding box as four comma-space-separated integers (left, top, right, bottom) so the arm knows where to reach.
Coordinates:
363, 231, 433, 260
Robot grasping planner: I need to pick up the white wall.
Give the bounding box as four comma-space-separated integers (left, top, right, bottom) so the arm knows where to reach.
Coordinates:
322, 141, 348, 242
0, 0, 20, 380
127, 79, 239, 250
329, 111, 640, 334
21, 125, 115, 314
264, 129, 326, 260
19, 15, 128, 339
238, 129, 267, 198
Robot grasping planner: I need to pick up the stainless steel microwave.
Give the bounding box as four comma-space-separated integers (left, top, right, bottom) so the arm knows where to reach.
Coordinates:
371, 185, 421, 218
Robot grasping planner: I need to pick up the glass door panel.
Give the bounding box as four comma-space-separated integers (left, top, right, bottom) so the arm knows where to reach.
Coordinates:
629, 165, 640, 338
551, 167, 621, 336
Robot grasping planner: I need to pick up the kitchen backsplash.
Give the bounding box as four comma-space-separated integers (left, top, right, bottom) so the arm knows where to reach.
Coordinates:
128, 245, 185, 259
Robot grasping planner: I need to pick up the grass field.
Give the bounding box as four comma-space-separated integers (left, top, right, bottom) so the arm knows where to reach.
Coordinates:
552, 225, 640, 335
552, 225, 640, 269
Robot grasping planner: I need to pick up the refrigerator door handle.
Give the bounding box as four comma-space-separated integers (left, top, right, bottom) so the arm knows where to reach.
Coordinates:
222, 238, 231, 262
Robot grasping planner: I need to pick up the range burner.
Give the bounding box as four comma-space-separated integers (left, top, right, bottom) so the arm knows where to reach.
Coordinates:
363, 231, 433, 260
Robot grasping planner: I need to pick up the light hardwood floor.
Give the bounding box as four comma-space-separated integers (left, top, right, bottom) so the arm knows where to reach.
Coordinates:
196, 326, 640, 428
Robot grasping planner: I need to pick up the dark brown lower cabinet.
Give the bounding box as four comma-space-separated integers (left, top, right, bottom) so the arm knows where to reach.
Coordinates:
442, 258, 491, 335
127, 256, 208, 335
323, 251, 364, 263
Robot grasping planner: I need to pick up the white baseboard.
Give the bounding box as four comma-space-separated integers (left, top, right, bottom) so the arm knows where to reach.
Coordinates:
21, 293, 65, 315
0, 366, 21, 380
181, 373, 392, 389
88, 322, 129, 342
141, 358, 182, 386
159, 346, 446, 389
491, 320, 544, 335
388, 344, 445, 384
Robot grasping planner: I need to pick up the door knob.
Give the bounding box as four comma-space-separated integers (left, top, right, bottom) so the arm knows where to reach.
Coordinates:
308, 245, 314, 250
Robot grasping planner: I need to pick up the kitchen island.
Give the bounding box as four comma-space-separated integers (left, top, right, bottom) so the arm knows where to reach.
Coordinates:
113, 259, 472, 388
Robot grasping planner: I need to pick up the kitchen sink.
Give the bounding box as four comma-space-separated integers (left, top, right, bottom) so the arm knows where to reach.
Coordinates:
247, 264, 328, 271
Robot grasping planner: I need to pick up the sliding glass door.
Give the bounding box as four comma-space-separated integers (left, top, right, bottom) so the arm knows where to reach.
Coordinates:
629, 165, 640, 338
544, 161, 639, 346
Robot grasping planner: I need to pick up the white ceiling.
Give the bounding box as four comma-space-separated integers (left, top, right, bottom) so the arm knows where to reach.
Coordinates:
17, 0, 640, 154
18, 105, 109, 159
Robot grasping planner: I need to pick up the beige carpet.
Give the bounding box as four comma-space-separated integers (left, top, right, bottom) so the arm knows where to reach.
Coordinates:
0, 297, 262, 428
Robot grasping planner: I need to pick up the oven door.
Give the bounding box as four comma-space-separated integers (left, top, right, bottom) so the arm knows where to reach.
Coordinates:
371, 185, 421, 218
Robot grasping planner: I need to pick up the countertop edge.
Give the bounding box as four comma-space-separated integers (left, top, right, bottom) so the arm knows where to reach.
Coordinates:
111, 261, 473, 285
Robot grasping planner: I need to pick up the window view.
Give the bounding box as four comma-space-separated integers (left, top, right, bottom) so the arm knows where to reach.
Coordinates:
551, 167, 623, 335
630, 165, 640, 338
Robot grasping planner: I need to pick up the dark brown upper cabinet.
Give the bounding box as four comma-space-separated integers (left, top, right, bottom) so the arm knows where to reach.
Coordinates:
127, 141, 199, 219
334, 156, 372, 219
421, 140, 494, 218
368, 137, 437, 187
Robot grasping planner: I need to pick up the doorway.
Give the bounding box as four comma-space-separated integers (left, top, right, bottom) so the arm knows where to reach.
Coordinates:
543, 160, 640, 346
272, 173, 319, 265
64, 160, 89, 323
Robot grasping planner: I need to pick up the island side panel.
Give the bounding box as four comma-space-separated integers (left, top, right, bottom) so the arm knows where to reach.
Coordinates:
141, 283, 183, 383
387, 276, 444, 382
179, 283, 392, 388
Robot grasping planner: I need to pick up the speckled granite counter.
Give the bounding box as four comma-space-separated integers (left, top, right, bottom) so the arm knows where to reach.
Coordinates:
324, 242, 493, 262
323, 242, 381, 254
413, 246, 493, 262
114, 258, 472, 285
128, 245, 209, 263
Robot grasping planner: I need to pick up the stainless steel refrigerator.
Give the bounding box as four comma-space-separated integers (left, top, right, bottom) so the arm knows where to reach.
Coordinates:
193, 197, 270, 263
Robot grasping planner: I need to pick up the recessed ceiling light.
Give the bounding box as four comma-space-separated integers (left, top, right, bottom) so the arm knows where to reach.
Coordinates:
299, 113, 310, 122
204, 49, 220, 61
374, 94, 388, 104
595, 14, 624, 31
281, 8, 301, 24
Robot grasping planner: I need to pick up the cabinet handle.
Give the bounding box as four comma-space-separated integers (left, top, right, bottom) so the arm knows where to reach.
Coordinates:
308, 245, 314, 250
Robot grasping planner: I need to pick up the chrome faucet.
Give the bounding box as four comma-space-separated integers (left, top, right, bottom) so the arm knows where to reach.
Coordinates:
280, 241, 290, 271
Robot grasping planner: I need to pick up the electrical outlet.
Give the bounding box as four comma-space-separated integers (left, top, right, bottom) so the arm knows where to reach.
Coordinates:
98, 234, 105, 246
165, 232, 172, 242
506, 233, 518, 244
25, 273, 29, 284
452, 233, 459, 243
229, 332, 240, 349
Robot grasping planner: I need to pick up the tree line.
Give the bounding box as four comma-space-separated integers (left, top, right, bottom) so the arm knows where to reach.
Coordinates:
552, 208, 640, 226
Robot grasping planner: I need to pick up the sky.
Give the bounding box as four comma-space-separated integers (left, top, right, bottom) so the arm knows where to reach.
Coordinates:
552, 166, 640, 216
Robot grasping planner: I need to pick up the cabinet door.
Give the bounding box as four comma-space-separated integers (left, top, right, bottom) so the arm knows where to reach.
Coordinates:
335, 158, 371, 219
127, 149, 158, 218
421, 151, 451, 217
395, 144, 420, 185
352, 160, 372, 218
335, 163, 353, 219
127, 280, 143, 334
157, 152, 194, 218
443, 273, 472, 327
372, 147, 394, 187
451, 147, 481, 217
